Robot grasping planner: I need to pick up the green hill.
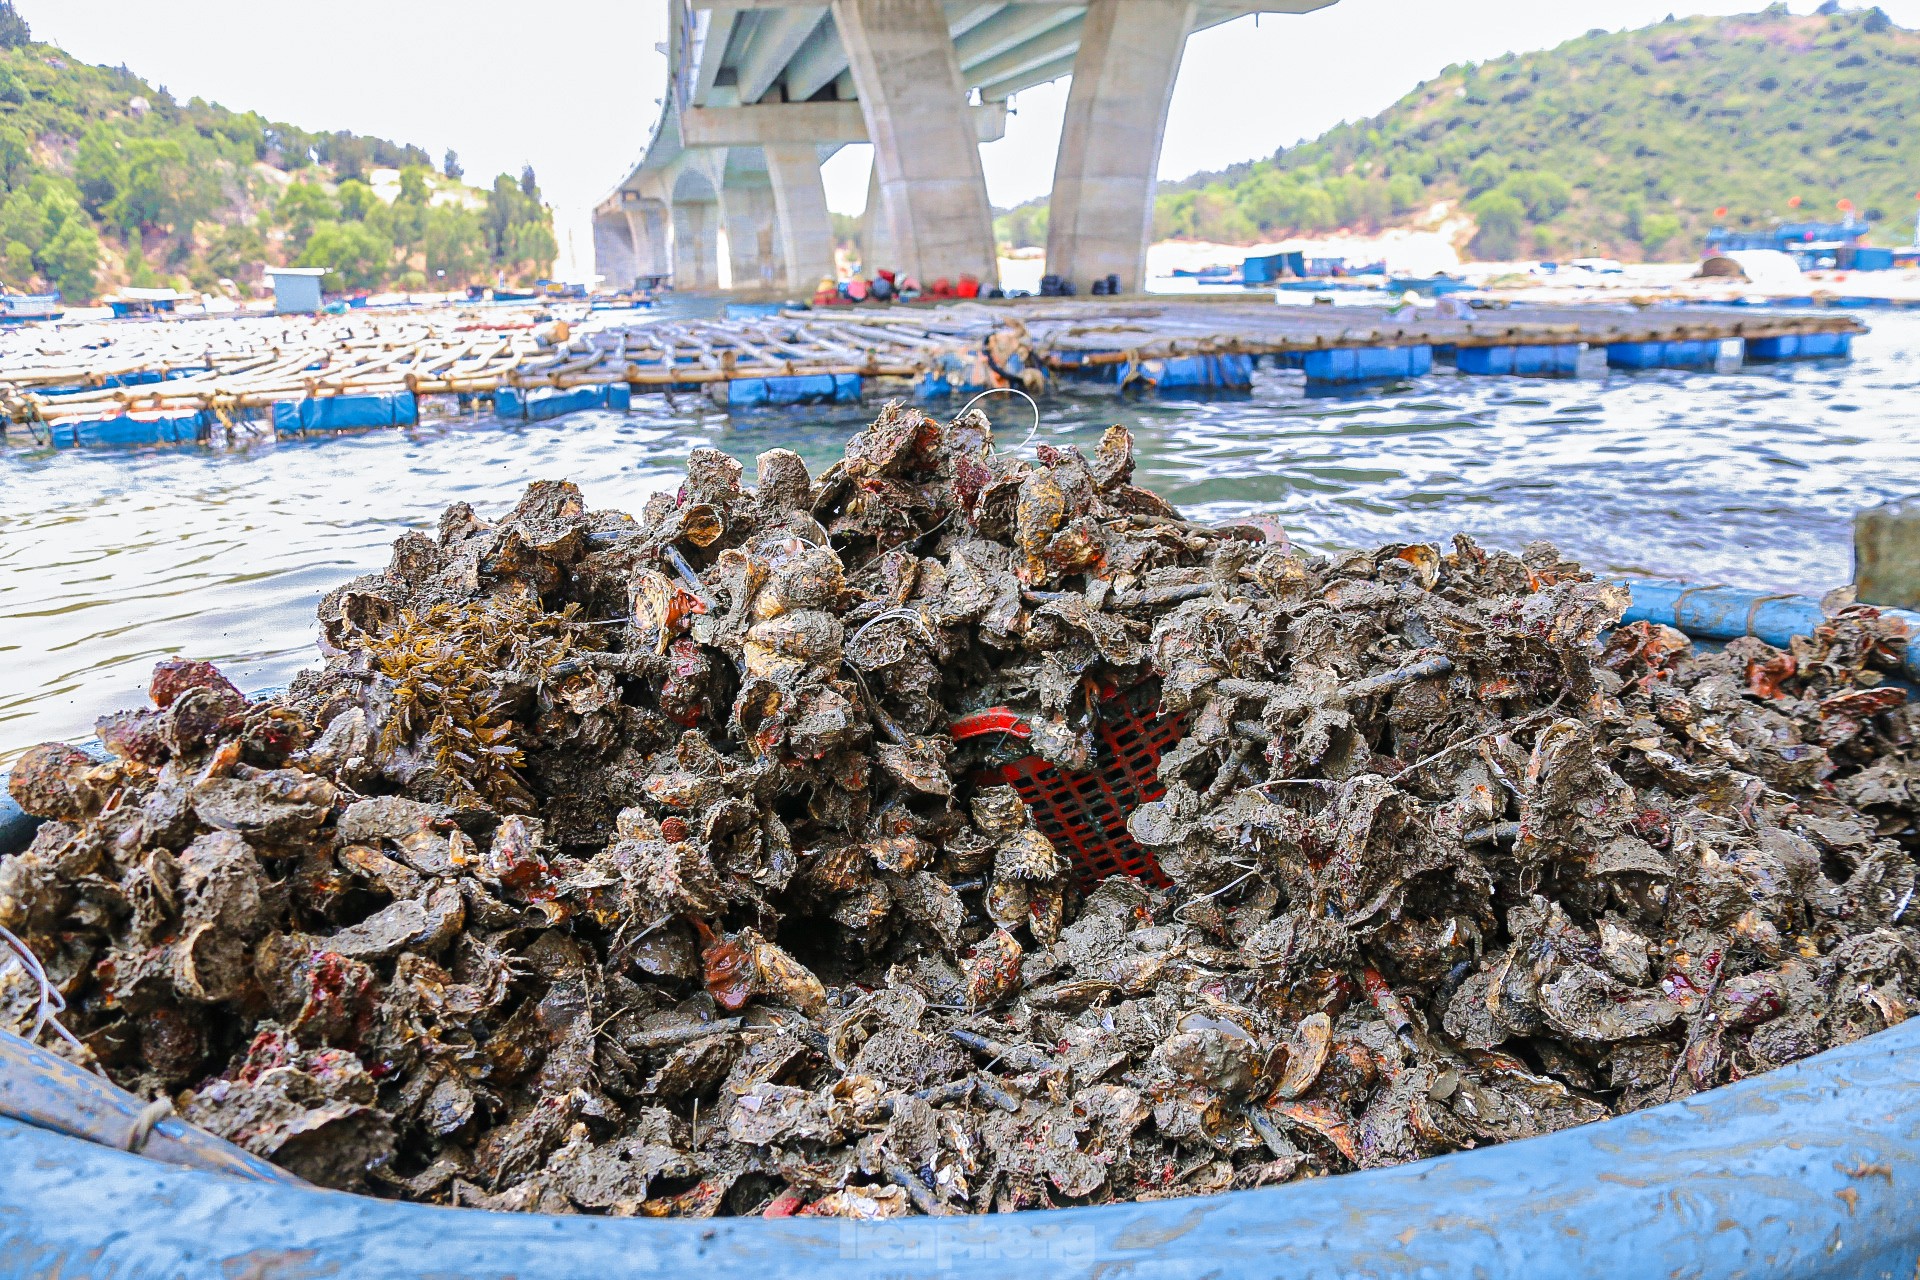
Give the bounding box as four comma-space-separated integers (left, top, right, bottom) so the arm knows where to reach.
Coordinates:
0, 2, 556, 303
997, 4, 1920, 262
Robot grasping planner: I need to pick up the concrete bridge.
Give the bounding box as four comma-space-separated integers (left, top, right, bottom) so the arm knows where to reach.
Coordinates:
595, 0, 1336, 295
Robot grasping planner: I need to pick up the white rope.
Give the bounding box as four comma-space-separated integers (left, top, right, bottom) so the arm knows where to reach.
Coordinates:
956, 386, 1043, 453
0, 923, 87, 1054
850, 605, 939, 652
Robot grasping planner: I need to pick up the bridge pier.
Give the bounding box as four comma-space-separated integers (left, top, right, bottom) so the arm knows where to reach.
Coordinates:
723, 174, 782, 291
627, 202, 670, 280
832, 0, 997, 284
672, 201, 723, 290
1045, 0, 1196, 294
765, 144, 838, 291
592, 210, 639, 292
860, 160, 897, 275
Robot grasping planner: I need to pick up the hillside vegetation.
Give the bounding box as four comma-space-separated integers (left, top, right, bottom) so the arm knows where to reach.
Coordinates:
997, 4, 1920, 261
0, 4, 556, 302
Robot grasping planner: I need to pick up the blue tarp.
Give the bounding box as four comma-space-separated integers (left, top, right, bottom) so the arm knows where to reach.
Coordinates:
271, 392, 418, 432
1302, 345, 1434, 383
727, 373, 863, 407
1457, 344, 1582, 376
55, 411, 207, 446
494, 384, 631, 421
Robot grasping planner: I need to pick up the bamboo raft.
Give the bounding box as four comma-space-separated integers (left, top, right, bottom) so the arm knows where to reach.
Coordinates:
0, 298, 1869, 444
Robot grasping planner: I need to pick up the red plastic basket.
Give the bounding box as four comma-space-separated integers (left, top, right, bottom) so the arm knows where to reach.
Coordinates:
951, 685, 1184, 890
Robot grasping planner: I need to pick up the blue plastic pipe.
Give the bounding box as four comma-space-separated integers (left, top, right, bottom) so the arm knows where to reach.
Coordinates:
1617, 576, 1920, 680
0, 1018, 1915, 1278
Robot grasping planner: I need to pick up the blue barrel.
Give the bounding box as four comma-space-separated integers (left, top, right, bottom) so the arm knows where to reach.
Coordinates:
0, 1019, 1915, 1277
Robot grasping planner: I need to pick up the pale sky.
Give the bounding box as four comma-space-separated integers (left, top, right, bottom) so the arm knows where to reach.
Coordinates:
25, 0, 1920, 274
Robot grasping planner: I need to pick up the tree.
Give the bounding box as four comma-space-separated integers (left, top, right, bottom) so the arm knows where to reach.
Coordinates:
326, 133, 370, 182
519, 165, 539, 199
124, 226, 160, 288
397, 164, 431, 205
336, 179, 376, 220
202, 221, 265, 282
994, 203, 1046, 249
41, 218, 100, 300
0, 1, 29, 48
366, 196, 424, 260
443, 149, 463, 180
1638, 212, 1682, 256
73, 126, 217, 233
276, 180, 337, 249
298, 219, 392, 291
422, 204, 485, 283
1467, 190, 1527, 259
73, 125, 128, 214
1386, 173, 1425, 215
1501, 171, 1572, 221
510, 219, 557, 274
0, 182, 51, 252
1, 237, 30, 284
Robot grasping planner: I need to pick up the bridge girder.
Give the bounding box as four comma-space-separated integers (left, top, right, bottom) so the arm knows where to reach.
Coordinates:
602, 0, 1338, 292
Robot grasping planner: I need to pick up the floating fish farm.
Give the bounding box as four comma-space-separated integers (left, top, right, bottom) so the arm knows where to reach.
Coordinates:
0, 299, 1868, 448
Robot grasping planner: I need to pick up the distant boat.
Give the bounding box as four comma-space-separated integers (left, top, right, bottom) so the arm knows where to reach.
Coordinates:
590, 292, 655, 311
1170, 265, 1241, 282
0, 293, 62, 323
104, 288, 185, 318
1387, 276, 1475, 295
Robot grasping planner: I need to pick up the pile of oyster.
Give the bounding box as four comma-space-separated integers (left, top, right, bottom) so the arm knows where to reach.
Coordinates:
4, 402, 1915, 1216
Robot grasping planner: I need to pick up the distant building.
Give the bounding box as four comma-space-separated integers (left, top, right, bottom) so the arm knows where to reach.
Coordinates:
1706, 218, 1892, 270
266, 266, 328, 314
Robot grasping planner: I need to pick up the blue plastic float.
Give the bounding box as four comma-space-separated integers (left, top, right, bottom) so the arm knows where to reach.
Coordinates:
1746, 332, 1854, 361
1457, 343, 1582, 376
494, 383, 633, 421
1124, 353, 1254, 392
1607, 339, 1723, 370
47, 410, 208, 447
727, 372, 863, 407
271, 391, 418, 432
1302, 344, 1433, 384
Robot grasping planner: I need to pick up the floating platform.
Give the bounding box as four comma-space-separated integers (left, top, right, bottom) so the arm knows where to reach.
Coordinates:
0, 298, 1869, 445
